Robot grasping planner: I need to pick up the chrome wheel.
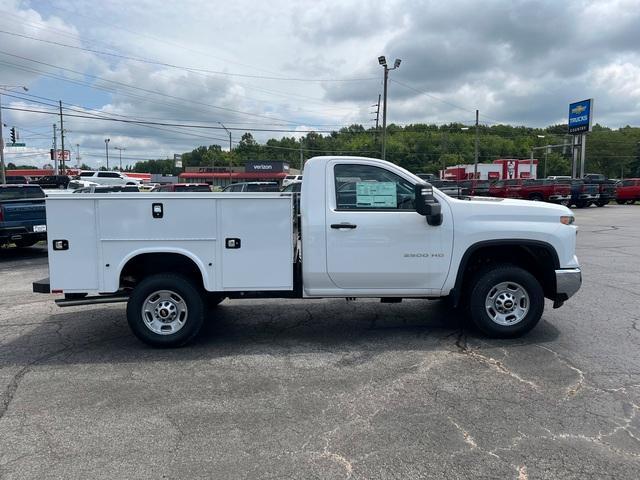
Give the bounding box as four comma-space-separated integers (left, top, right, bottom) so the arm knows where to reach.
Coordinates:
484, 281, 529, 326
141, 290, 188, 335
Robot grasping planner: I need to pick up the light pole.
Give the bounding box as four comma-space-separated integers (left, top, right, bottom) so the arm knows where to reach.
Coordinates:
0, 85, 28, 184
531, 135, 545, 178
114, 146, 126, 170
104, 138, 110, 169
460, 126, 478, 179
218, 122, 232, 186
378, 56, 401, 161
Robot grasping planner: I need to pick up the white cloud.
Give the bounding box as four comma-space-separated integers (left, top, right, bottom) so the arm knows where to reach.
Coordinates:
1, 0, 639, 169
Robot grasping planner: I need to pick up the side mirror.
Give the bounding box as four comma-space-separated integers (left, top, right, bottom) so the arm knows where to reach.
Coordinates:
414, 182, 443, 226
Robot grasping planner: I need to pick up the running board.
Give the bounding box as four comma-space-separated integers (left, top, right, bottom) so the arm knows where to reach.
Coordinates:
55, 294, 129, 307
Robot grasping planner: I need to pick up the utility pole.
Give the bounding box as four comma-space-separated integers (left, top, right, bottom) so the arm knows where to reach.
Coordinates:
299, 141, 303, 172
441, 130, 448, 179
544, 146, 549, 179
76, 144, 80, 169
53, 124, 58, 174
381, 67, 388, 160
0, 94, 5, 184
59, 100, 65, 173
114, 147, 126, 170
378, 56, 401, 161
104, 138, 110, 170
218, 122, 232, 185
374, 94, 381, 130
473, 109, 479, 179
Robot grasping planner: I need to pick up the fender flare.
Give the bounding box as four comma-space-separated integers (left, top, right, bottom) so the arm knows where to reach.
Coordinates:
450, 239, 560, 306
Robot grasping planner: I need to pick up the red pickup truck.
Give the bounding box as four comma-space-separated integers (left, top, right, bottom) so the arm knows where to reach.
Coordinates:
616, 179, 640, 204
488, 179, 571, 204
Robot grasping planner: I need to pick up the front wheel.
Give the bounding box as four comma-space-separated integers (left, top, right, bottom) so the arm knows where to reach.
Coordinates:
616, 199, 626, 205
468, 265, 544, 338
126, 274, 205, 347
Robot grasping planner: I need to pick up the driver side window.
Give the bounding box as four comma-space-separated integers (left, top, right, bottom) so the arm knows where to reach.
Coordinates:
334, 164, 415, 210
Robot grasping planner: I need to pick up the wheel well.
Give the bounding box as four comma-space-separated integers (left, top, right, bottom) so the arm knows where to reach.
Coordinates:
119, 253, 204, 290
453, 242, 558, 305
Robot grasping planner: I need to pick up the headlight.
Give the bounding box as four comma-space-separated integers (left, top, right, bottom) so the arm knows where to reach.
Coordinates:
560, 215, 575, 225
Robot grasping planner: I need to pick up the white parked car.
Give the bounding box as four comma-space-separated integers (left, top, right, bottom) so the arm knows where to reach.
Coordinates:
35, 156, 581, 347
66, 179, 99, 190
282, 174, 302, 187
73, 171, 141, 186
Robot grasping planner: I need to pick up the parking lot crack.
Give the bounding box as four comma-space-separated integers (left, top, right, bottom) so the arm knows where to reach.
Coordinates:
447, 416, 478, 449
517, 465, 528, 480
537, 345, 585, 398
0, 347, 70, 421
454, 332, 538, 390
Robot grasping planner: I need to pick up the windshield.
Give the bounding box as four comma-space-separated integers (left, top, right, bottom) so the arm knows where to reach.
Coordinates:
0, 187, 45, 200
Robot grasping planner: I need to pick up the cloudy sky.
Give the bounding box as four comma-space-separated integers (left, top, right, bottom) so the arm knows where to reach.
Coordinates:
1, 0, 639, 168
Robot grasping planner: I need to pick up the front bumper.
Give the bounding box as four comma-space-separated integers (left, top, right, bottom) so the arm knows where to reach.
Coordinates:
555, 267, 582, 303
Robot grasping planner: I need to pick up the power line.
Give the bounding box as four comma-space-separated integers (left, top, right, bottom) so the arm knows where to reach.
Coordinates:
0, 52, 314, 125
0, 28, 377, 83
390, 79, 505, 124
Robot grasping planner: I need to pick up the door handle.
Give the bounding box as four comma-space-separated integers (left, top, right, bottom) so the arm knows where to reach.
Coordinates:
330, 223, 357, 229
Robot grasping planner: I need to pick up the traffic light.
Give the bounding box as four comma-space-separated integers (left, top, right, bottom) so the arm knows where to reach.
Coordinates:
9, 127, 16, 144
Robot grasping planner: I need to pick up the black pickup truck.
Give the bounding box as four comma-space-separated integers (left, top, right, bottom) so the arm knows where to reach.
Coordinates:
583, 174, 616, 207
0, 185, 47, 247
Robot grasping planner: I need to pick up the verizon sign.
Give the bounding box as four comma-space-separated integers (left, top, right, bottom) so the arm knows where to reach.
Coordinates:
245, 161, 289, 173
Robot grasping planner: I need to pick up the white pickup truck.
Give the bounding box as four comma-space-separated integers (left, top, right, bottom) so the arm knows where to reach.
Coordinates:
33, 156, 581, 347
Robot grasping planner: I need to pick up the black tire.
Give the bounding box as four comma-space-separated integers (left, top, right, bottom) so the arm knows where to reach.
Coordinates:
559, 199, 570, 207
627, 200, 636, 205
14, 239, 38, 248
596, 200, 608, 207
528, 193, 544, 202
616, 199, 626, 205
126, 273, 205, 347
575, 200, 587, 208
468, 265, 544, 338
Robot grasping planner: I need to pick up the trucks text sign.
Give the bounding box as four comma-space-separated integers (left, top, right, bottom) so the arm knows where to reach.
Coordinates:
568, 99, 593, 135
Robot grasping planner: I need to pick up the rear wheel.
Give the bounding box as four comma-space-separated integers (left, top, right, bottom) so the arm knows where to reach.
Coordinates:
575, 200, 588, 208
596, 200, 608, 207
126, 273, 205, 347
14, 239, 38, 248
528, 193, 544, 202
627, 200, 637, 205
616, 199, 626, 205
468, 265, 544, 338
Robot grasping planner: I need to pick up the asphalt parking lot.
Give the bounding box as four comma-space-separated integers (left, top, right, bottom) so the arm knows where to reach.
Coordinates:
0, 205, 639, 479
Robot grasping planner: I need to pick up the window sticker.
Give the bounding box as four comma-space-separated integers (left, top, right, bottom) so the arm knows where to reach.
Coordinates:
356, 181, 397, 208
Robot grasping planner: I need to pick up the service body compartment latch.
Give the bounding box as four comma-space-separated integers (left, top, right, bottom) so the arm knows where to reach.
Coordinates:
225, 238, 241, 249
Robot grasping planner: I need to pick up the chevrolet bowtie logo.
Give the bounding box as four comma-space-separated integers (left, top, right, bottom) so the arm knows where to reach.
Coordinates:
571, 105, 587, 115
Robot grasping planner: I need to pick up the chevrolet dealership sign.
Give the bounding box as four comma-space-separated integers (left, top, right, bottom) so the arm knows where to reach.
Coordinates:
568, 99, 593, 134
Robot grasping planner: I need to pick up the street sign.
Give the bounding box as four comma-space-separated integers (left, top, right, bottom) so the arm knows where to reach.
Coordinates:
568, 99, 593, 135
174, 154, 182, 168
7, 143, 26, 147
